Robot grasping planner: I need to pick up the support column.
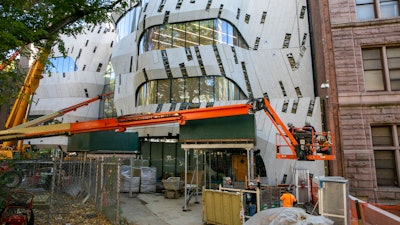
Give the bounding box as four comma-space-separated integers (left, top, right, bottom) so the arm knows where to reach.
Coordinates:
248, 148, 254, 179
194, 149, 199, 204
183, 148, 189, 211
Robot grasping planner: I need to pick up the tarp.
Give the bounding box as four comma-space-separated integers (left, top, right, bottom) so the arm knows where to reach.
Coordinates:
244, 207, 333, 225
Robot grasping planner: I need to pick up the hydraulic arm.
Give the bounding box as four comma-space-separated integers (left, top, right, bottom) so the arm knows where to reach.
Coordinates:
0, 97, 335, 161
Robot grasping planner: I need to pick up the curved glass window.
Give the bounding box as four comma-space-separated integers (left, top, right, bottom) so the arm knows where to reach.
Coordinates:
136, 76, 246, 106
139, 19, 248, 53
116, 0, 149, 41
47, 56, 77, 73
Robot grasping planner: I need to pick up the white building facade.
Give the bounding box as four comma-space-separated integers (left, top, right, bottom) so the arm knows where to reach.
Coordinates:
111, 0, 325, 185
27, 25, 116, 148
29, 0, 325, 185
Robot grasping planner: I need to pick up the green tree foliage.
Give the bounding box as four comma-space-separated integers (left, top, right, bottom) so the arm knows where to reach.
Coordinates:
0, 0, 135, 105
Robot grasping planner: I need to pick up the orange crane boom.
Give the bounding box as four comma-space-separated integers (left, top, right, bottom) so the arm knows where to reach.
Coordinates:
0, 98, 335, 161
13, 92, 114, 129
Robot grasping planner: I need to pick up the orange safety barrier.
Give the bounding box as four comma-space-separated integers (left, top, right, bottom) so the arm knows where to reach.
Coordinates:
349, 196, 400, 225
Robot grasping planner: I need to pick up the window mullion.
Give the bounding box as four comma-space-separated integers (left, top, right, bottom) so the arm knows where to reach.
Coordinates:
392, 125, 400, 186
382, 47, 391, 91
393, 125, 400, 147
375, 0, 381, 18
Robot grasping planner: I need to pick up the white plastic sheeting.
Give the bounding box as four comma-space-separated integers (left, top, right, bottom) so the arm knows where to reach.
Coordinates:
244, 207, 333, 225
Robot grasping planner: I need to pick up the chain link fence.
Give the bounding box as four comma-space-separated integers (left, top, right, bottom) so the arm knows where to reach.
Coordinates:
1, 154, 137, 224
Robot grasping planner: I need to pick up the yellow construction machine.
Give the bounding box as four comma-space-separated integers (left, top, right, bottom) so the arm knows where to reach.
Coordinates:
0, 49, 49, 159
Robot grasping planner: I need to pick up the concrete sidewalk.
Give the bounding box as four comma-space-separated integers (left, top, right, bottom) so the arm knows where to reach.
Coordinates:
120, 192, 203, 225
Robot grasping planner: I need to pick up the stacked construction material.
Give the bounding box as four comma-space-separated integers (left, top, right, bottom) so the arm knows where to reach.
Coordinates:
119, 160, 157, 193
140, 167, 157, 193
120, 165, 140, 193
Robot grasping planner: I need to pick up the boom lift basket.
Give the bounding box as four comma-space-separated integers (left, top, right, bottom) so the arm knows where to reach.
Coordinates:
276, 131, 335, 161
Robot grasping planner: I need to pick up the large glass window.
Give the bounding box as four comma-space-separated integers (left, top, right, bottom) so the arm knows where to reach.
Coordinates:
387, 47, 400, 90
200, 20, 214, 46
157, 79, 171, 104
172, 24, 186, 48
371, 125, 400, 187
139, 19, 248, 53
381, 0, 400, 18
356, 0, 376, 20
136, 76, 246, 106
102, 63, 117, 118
362, 46, 400, 91
115, 0, 149, 41
46, 56, 77, 74
158, 24, 173, 50
215, 76, 228, 101
171, 78, 185, 103
185, 78, 200, 103
186, 21, 200, 47
200, 76, 215, 102
356, 0, 399, 20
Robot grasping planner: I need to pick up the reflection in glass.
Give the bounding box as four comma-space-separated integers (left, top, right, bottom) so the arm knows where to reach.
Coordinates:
137, 82, 147, 106
363, 48, 385, 91
185, 78, 200, 103
356, 0, 376, 20
147, 80, 157, 104
116, 1, 149, 41
380, 0, 399, 18
387, 47, 400, 91
159, 25, 173, 50
139, 19, 248, 53
163, 143, 177, 178
186, 21, 200, 47
200, 76, 215, 102
171, 78, 185, 103
157, 79, 171, 103
200, 20, 214, 46
47, 56, 78, 73
215, 76, 228, 101
173, 24, 186, 48
137, 76, 245, 106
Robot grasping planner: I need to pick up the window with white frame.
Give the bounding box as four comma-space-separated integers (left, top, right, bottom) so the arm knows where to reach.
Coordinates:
356, 0, 399, 20
362, 46, 400, 91
371, 125, 400, 187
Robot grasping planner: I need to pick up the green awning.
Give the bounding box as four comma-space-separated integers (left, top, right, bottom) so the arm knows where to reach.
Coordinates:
67, 130, 139, 152
179, 114, 255, 142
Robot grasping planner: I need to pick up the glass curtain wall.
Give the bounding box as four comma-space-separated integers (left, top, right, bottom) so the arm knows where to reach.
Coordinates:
139, 19, 248, 53
46, 56, 77, 74
137, 76, 246, 106
116, 0, 149, 41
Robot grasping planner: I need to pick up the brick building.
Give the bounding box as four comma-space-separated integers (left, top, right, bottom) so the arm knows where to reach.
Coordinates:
309, 0, 400, 204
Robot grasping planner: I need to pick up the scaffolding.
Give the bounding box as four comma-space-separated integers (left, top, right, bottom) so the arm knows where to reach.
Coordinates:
181, 142, 255, 211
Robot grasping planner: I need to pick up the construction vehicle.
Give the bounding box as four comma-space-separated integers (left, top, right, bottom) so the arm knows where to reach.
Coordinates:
0, 97, 335, 161
0, 92, 113, 159
0, 48, 49, 159
0, 44, 113, 159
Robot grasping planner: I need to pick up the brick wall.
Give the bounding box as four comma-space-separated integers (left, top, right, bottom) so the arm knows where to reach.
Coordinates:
309, 0, 400, 203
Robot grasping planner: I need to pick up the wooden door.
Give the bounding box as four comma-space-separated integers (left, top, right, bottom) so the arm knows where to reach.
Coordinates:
231, 155, 247, 181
